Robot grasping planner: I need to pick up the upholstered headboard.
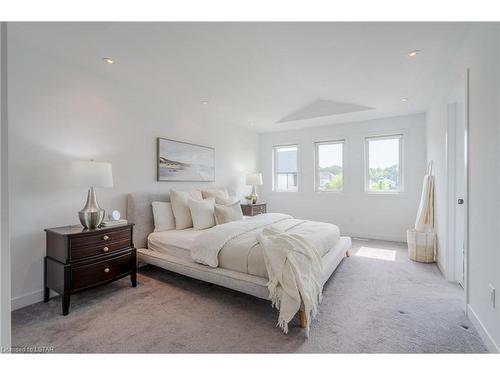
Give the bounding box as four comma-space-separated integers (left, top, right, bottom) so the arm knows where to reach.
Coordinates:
127, 192, 169, 249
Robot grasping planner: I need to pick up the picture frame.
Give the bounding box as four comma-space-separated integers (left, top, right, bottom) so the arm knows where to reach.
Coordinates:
157, 137, 215, 182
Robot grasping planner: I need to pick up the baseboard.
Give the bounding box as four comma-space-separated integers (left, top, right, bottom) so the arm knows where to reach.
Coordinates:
345, 231, 406, 243
436, 259, 447, 279
467, 304, 499, 353
11, 289, 58, 311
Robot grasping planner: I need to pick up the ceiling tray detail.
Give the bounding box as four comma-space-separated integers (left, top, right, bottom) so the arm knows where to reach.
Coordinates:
277, 99, 374, 123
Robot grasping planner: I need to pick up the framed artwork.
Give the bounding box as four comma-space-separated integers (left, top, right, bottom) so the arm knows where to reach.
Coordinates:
157, 137, 215, 182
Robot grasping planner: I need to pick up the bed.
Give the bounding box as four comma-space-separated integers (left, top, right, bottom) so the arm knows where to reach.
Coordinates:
127, 192, 351, 329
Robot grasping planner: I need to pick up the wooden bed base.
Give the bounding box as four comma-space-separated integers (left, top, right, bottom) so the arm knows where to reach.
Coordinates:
298, 309, 307, 328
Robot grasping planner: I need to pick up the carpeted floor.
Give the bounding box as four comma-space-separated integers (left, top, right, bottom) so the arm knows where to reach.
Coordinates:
12, 239, 487, 353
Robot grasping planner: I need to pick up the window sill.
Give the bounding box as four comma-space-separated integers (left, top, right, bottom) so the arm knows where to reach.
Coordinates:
365, 190, 405, 196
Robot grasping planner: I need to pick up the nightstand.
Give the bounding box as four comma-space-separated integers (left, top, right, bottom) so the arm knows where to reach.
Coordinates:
44, 223, 136, 315
241, 203, 267, 216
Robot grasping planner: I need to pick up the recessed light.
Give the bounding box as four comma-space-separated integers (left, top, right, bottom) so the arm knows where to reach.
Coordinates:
102, 57, 115, 64
407, 50, 421, 58
401, 97, 409, 102
201, 100, 209, 105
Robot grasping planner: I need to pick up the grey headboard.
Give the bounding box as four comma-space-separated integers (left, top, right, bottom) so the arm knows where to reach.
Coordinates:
127, 192, 169, 249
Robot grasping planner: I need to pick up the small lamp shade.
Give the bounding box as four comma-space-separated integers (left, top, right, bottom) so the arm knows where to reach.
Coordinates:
72, 161, 113, 188
246, 173, 263, 186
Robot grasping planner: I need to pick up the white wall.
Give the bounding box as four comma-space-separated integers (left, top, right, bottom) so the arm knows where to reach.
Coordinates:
0, 22, 12, 350
259, 113, 426, 242
8, 42, 260, 310
426, 24, 499, 352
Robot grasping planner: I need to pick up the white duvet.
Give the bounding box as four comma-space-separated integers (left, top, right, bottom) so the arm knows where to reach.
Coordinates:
191, 213, 340, 275
191, 213, 341, 333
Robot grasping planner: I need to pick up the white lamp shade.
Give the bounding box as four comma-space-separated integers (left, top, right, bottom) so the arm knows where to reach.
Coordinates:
72, 161, 113, 188
246, 173, 263, 186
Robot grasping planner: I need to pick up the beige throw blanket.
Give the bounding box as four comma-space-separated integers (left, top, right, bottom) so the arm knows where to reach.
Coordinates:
257, 227, 323, 335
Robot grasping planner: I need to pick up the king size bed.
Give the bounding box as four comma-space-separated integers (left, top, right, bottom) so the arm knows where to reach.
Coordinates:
127, 191, 351, 332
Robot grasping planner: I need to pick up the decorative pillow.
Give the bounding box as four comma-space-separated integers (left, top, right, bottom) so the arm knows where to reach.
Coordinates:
170, 190, 203, 229
151, 201, 176, 232
214, 195, 239, 206
188, 197, 216, 230
214, 201, 244, 225
201, 189, 229, 200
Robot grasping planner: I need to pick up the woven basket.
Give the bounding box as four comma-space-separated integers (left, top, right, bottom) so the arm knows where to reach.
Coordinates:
406, 229, 436, 263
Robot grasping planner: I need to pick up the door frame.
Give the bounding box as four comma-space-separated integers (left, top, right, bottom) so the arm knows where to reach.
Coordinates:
445, 68, 470, 311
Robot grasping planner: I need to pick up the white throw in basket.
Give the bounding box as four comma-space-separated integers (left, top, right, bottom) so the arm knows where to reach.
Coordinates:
408, 161, 436, 263
407, 229, 436, 263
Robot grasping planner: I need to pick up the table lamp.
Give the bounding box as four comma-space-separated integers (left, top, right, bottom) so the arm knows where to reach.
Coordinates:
246, 173, 263, 204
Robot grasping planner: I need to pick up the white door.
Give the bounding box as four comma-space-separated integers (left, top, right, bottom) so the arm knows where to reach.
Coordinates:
454, 101, 466, 287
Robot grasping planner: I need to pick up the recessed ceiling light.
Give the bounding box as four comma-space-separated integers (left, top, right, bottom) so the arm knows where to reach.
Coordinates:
201, 100, 209, 105
102, 57, 115, 64
401, 97, 409, 102
407, 50, 421, 58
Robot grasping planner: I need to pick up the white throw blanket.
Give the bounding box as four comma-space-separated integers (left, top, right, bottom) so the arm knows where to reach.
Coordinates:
191, 213, 335, 334
257, 227, 323, 335
191, 213, 293, 267
414, 173, 434, 232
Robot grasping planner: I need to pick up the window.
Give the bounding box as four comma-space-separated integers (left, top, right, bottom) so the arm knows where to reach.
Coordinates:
315, 140, 344, 192
365, 135, 403, 193
273, 145, 298, 191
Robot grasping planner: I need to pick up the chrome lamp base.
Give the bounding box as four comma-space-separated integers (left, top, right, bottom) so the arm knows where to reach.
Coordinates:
78, 187, 105, 229
251, 185, 258, 204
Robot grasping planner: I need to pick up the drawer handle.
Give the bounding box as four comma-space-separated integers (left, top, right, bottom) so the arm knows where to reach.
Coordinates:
103, 247, 109, 252
104, 268, 110, 273
103, 235, 110, 240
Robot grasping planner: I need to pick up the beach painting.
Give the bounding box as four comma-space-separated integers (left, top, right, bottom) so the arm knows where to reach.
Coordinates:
157, 138, 215, 181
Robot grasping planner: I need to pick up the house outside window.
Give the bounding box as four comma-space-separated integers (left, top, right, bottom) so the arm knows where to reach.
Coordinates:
315, 140, 344, 192
273, 145, 298, 192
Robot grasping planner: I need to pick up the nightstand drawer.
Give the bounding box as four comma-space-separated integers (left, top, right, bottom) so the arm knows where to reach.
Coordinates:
71, 252, 132, 292
70, 238, 131, 260
252, 205, 266, 215
70, 228, 130, 252
241, 203, 267, 216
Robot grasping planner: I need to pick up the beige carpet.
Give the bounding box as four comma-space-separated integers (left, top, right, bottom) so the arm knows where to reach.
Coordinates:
12, 239, 487, 353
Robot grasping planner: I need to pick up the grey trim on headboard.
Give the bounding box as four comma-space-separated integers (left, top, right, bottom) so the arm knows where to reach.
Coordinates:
127, 192, 170, 249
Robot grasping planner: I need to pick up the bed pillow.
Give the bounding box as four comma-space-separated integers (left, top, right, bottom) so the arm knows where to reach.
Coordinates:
214, 195, 239, 206
151, 201, 176, 232
201, 189, 229, 200
170, 189, 203, 229
188, 197, 216, 230
214, 201, 244, 225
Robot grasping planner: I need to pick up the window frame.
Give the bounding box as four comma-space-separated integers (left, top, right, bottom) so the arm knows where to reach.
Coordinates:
364, 134, 404, 194
314, 139, 345, 193
272, 144, 299, 193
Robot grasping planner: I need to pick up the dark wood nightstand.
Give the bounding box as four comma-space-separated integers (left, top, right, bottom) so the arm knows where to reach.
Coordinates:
241, 203, 267, 216
44, 223, 136, 315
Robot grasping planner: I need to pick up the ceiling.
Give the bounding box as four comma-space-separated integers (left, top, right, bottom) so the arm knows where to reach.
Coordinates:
9, 22, 470, 133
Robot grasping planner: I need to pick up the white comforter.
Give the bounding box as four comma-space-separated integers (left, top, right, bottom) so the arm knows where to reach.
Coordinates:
191, 213, 340, 273
191, 213, 296, 266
